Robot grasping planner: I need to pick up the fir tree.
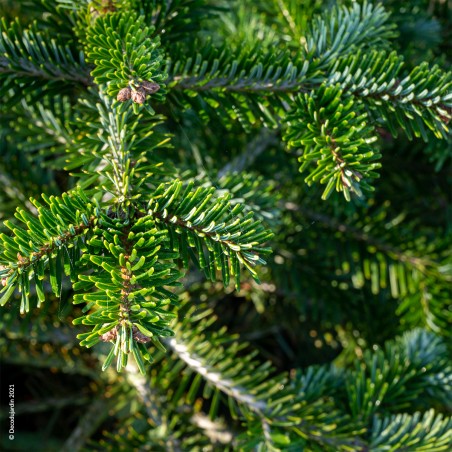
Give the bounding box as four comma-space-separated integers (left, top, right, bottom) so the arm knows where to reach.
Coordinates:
0, 0, 451, 450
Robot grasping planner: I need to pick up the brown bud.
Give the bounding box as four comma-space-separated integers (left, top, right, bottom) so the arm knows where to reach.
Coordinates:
0, 265, 9, 286
141, 81, 160, 94
117, 87, 132, 102
132, 326, 152, 343
131, 88, 146, 104
100, 327, 118, 342
101, 0, 117, 12
17, 253, 28, 265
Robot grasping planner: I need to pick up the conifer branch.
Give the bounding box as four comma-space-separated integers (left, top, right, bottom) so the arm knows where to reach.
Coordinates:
284, 84, 381, 200
165, 337, 267, 412
346, 329, 451, 421
167, 305, 364, 450
85, 10, 166, 110
370, 410, 452, 451
306, 1, 397, 68
0, 189, 99, 312
297, 206, 450, 282
73, 214, 182, 373
65, 91, 171, 195
327, 50, 452, 140
169, 70, 309, 93
0, 19, 91, 87
147, 180, 273, 288
1, 0, 451, 447
125, 361, 184, 451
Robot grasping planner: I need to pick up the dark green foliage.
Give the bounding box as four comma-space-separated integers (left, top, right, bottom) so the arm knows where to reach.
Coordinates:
0, 17, 90, 102
307, 2, 397, 59
369, 410, 452, 451
63, 90, 172, 193
0, 0, 450, 450
327, 50, 451, 141
284, 84, 381, 200
85, 10, 167, 113
148, 180, 273, 287
0, 190, 98, 312
73, 213, 182, 373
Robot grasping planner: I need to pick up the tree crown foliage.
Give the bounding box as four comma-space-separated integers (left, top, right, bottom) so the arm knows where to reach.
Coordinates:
0, 0, 450, 449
